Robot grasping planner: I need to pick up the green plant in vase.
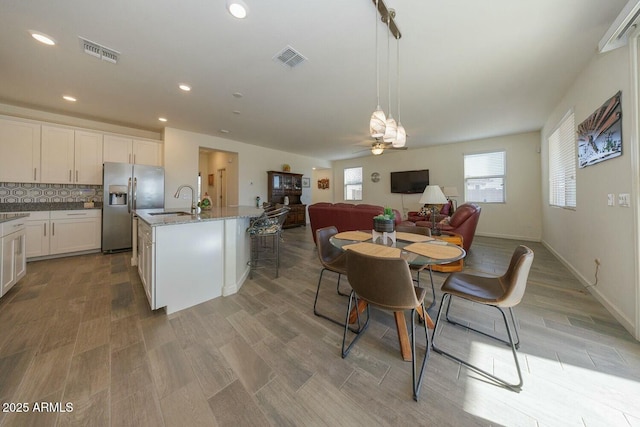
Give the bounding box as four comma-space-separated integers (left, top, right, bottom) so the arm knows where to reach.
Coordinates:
373, 207, 395, 232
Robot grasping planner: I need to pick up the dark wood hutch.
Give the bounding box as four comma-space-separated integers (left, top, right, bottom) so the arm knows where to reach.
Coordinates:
267, 171, 306, 228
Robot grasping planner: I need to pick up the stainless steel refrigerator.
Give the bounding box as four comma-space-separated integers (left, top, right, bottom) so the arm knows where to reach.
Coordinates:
102, 162, 164, 252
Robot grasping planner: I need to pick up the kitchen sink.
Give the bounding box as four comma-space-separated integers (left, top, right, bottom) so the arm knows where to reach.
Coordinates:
148, 211, 192, 216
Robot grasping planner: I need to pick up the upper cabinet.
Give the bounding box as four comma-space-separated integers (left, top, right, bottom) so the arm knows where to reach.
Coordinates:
0, 118, 41, 183
104, 135, 162, 166
41, 126, 103, 185
0, 115, 162, 184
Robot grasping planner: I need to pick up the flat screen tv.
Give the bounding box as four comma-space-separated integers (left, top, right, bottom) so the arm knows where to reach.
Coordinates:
390, 169, 429, 194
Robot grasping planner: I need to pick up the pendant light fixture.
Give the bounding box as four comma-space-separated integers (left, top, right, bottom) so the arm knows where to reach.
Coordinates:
382, 10, 397, 143
393, 34, 406, 148
369, 0, 386, 138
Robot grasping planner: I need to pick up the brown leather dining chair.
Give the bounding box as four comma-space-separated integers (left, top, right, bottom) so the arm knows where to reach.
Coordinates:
396, 224, 436, 310
313, 226, 351, 327
342, 249, 430, 401
431, 245, 534, 391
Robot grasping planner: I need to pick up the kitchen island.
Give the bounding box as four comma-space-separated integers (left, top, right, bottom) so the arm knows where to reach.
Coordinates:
134, 206, 263, 314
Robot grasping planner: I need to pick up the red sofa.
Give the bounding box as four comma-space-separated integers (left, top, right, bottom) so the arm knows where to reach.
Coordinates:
308, 203, 402, 244
415, 202, 481, 251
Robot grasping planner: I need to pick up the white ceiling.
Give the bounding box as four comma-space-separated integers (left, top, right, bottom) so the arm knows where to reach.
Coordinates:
0, 0, 629, 161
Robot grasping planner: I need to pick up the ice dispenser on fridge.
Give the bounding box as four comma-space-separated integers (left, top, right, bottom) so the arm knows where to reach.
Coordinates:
108, 185, 128, 205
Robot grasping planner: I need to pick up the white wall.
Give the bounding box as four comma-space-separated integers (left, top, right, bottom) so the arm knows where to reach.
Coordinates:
163, 128, 330, 211
331, 131, 542, 241
541, 44, 637, 335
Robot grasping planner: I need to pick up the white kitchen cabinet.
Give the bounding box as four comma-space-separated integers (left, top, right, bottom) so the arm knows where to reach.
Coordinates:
41, 126, 103, 185
0, 117, 41, 183
8, 210, 101, 259
1, 218, 27, 297
74, 130, 104, 184
50, 210, 101, 255
23, 211, 50, 258
41, 125, 75, 183
104, 135, 162, 166
137, 219, 154, 307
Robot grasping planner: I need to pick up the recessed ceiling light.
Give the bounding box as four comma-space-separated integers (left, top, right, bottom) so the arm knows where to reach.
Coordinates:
232, 110, 241, 115
158, 117, 168, 122
232, 92, 243, 98
179, 84, 191, 92
220, 129, 230, 134
30, 31, 56, 46
226, 0, 249, 18
62, 95, 77, 102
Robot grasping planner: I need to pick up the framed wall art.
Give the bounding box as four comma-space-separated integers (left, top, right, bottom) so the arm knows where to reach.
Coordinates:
302, 177, 310, 188
318, 178, 330, 189
577, 91, 622, 168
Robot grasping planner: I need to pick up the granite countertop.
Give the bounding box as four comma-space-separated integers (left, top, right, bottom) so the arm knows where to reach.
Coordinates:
135, 206, 264, 227
0, 202, 103, 213
0, 213, 30, 224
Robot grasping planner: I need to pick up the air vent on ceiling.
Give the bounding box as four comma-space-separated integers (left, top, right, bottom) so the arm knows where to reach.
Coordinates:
79, 37, 120, 64
273, 45, 307, 68
599, 0, 640, 53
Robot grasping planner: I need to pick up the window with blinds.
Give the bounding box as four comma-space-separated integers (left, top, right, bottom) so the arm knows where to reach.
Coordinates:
344, 167, 363, 201
464, 151, 506, 203
548, 110, 576, 208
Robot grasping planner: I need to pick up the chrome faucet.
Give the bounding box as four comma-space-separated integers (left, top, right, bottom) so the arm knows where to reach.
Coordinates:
174, 184, 197, 214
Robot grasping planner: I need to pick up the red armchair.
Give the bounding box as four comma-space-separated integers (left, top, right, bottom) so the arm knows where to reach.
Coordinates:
416, 203, 481, 251
407, 200, 454, 223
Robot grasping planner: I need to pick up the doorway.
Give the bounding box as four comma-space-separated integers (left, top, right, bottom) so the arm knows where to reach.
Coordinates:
218, 168, 227, 207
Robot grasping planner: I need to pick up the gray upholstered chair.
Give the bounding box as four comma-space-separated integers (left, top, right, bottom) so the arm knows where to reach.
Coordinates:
432, 245, 534, 391
342, 249, 430, 401
313, 226, 350, 326
395, 224, 436, 310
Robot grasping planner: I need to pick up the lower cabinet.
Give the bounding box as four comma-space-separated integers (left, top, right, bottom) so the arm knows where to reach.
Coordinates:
1, 218, 26, 297
280, 203, 306, 228
137, 219, 155, 308
49, 210, 101, 255
8, 210, 101, 259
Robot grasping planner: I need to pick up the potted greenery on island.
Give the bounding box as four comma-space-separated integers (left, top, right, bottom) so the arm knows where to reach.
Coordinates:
373, 207, 395, 232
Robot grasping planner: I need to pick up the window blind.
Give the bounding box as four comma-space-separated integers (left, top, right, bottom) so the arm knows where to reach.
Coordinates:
464, 151, 505, 203
549, 111, 576, 208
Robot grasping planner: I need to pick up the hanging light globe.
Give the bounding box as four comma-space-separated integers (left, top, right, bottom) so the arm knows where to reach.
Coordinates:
370, 106, 387, 138
383, 114, 397, 143
393, 122, 406, 147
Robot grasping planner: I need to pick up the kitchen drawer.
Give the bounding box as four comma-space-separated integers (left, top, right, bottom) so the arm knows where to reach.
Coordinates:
1, 218, 27, 237
50, 209, 101, 219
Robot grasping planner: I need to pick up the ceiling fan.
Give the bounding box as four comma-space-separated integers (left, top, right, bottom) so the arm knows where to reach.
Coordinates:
368, 139, 408, 155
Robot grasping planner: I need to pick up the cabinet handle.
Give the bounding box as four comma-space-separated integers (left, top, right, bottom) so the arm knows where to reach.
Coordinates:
12, 223, 24, 228
44, 223, 47, 236
129, 153, 131, 163
76, 170, 78, 182
34, 168, 37, 180
133, 154, 136, 164
69, 170, 72, 182
66, 213, 87, 216
52, 222, 55, 236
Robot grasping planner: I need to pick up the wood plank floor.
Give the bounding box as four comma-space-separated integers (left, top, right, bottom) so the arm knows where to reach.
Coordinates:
1, 226, 639, 426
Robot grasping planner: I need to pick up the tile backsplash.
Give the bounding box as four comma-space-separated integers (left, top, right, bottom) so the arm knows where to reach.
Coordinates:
0, 182, 103, 204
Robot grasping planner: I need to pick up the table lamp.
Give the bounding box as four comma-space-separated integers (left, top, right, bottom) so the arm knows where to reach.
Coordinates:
443, 186, 460, 212
419, 185, 448, 235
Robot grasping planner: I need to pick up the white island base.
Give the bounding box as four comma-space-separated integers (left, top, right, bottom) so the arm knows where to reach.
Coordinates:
136, 207, 261, 314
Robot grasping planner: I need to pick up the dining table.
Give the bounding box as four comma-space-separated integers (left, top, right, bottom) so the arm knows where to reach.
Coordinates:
330, 229, 466, 362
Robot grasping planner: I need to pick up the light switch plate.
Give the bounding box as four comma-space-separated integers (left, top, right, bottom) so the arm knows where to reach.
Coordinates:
607, 194, 615, 206
619, 193, 630, 207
